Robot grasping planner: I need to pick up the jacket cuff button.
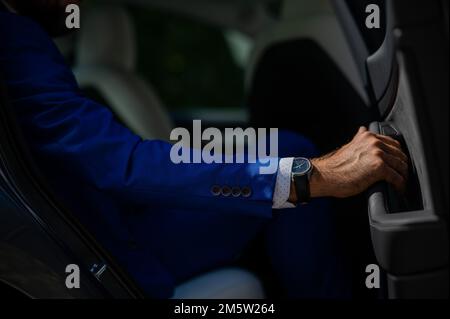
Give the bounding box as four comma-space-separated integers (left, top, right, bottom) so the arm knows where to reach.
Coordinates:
221, 186, 232, 197
241, 187, 252, 198
232, 187, 241, 197
211, 185, 221, 196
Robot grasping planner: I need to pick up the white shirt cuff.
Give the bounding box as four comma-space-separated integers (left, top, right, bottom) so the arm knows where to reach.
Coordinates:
272, 157, 296, 209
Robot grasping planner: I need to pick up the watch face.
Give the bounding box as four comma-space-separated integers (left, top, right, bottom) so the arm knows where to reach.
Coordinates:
292, 158, 311, 176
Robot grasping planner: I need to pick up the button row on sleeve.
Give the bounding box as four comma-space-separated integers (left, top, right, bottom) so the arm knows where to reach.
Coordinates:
211, 186, 252, 198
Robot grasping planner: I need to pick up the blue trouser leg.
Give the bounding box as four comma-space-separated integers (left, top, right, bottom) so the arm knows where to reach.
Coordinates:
134, 131, 351, 297
265, 199, 351, 298
264, 131, 352, 298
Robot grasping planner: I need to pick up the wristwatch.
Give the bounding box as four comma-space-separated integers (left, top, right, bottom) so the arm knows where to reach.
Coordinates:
291, 157, 314, 204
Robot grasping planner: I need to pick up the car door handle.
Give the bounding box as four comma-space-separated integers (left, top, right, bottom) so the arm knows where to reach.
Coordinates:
366, 121, 448, 276
368, 122, 422, 215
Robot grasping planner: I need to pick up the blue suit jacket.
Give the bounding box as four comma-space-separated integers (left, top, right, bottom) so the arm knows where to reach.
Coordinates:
0, 10, 278, 297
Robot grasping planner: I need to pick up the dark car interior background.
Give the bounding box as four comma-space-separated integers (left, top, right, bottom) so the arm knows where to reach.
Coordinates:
0, 0, 448, 299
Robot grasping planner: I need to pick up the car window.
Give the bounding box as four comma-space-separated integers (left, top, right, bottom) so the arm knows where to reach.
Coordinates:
128, 5, 251, 111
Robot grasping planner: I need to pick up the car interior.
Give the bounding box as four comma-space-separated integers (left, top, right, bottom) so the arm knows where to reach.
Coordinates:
0, 0, 448, 299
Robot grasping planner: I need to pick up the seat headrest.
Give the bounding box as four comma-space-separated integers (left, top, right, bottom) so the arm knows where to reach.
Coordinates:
246, 0, 368, 104
76, 5, 136, 71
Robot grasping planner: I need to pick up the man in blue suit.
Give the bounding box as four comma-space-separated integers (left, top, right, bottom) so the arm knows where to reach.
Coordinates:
0, 0, 409, 298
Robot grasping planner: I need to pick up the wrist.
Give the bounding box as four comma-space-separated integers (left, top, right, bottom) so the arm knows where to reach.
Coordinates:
289, 157, 314, 204
310, 158, 332, 198
288, 157, 339, 203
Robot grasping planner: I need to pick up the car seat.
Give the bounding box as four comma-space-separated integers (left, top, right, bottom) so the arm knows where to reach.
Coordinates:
73, 5, 173, 141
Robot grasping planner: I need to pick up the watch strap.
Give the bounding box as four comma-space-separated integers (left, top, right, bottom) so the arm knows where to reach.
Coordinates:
294, 174, 311, 204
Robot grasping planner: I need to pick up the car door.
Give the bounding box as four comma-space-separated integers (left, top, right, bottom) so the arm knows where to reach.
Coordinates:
0, 76, 145, 298
334, 0, 448, 298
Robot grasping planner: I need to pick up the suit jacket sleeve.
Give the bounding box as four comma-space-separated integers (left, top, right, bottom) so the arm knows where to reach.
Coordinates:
0, 12, 278, 219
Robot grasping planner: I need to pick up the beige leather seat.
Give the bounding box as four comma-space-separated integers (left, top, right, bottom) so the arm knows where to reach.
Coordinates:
74, 5, 173, 141
172, 268, 265, 299
73, 4, 265, 299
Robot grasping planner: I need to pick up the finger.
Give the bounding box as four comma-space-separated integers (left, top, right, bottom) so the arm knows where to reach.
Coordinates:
376, 134, 402, 149
378, 141, 409, 164
383, 165, 407, 193
380, 151, 409, 180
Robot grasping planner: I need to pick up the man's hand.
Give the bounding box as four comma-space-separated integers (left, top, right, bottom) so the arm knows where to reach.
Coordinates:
309, 127, 409, 199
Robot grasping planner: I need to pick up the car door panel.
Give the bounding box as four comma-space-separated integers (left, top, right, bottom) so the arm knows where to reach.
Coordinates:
336, 0, 449, 298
